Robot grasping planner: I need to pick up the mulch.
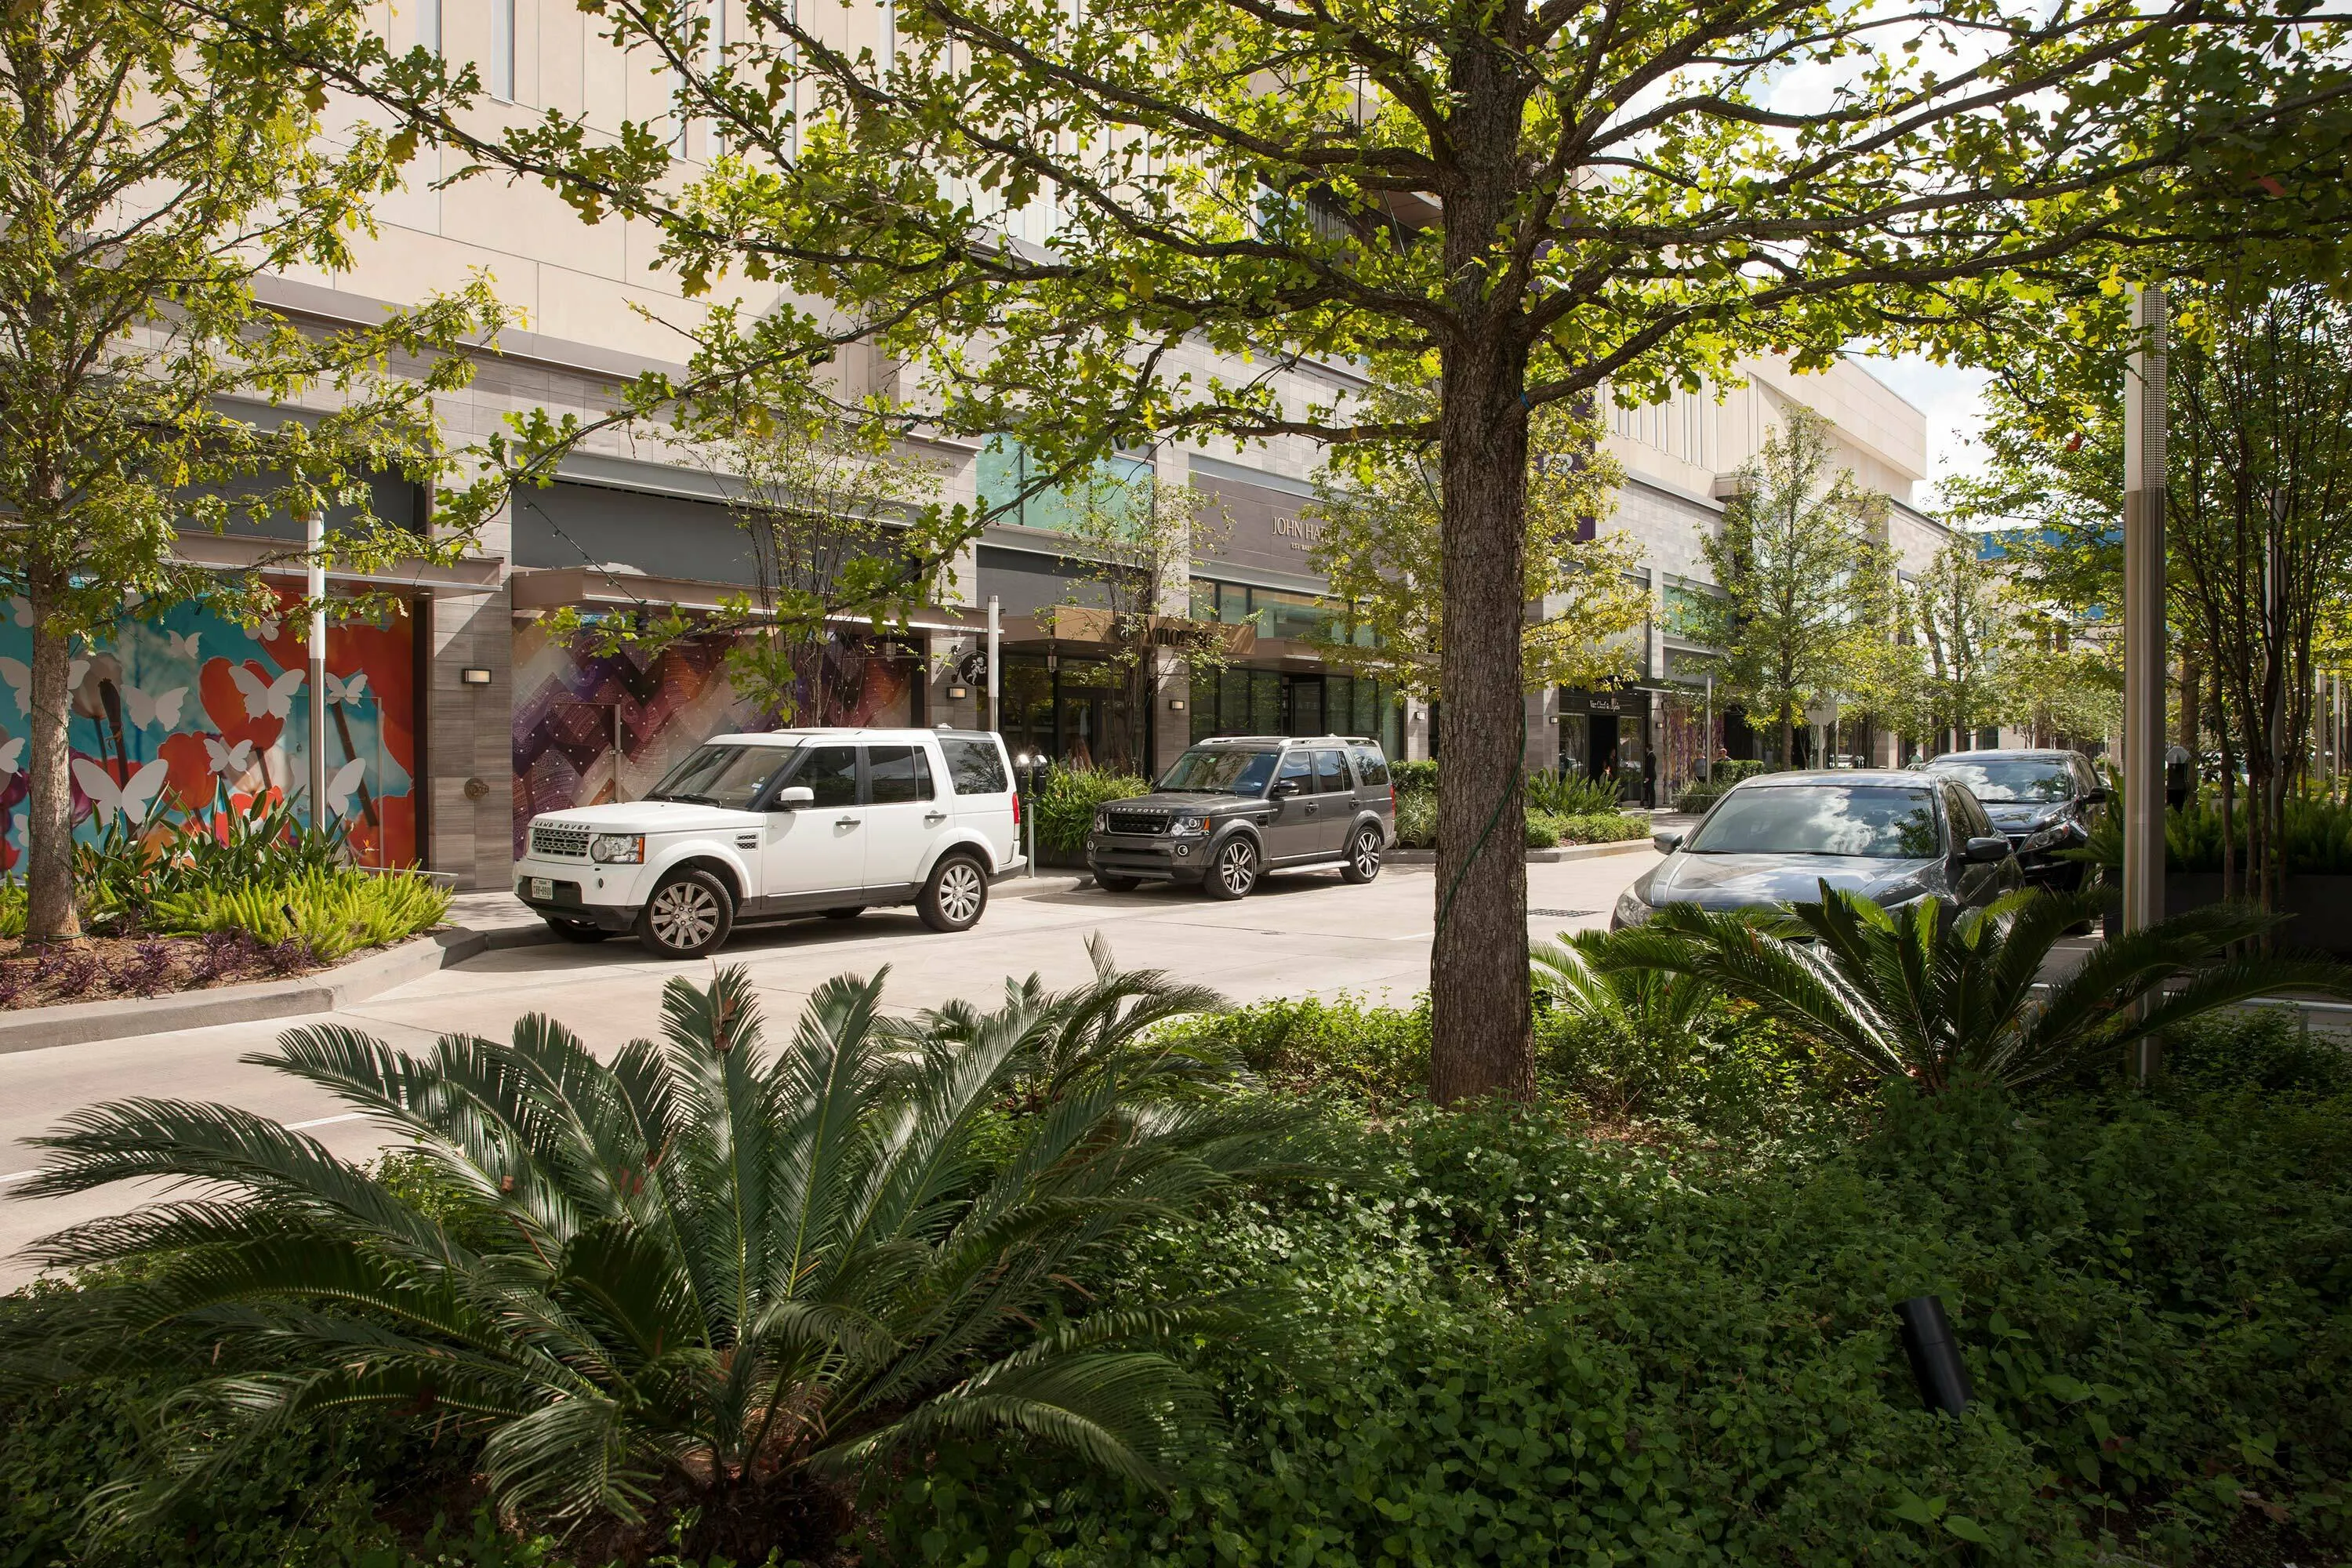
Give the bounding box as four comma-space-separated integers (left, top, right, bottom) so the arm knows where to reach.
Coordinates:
0, 932, 325, 1011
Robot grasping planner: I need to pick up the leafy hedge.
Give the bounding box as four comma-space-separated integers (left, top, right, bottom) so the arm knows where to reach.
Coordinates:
1388, 763, 1647, 851
2074, 790, 2352, 875
1675, 757, 1770, 814
1032, 768, 1152, 853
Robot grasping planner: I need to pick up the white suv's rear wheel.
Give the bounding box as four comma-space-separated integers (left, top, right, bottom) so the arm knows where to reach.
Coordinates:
639, 868, 734, 958
919, 854, 989, 931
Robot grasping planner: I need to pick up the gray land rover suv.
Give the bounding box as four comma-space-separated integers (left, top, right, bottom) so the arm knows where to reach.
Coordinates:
1086, 735, 1398, 899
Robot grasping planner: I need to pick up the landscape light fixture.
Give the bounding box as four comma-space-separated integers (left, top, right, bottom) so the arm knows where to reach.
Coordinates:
947, 684, 970, 699
461, 666, 493, 686
1168, 698, 1187, 712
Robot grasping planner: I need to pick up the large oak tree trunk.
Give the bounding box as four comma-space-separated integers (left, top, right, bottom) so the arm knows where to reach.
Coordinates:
1428, 29, 1535, 1105
23, 560, 81, 945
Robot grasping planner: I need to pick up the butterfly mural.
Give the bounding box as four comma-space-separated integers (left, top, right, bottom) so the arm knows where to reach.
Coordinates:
0, 597, 419, 868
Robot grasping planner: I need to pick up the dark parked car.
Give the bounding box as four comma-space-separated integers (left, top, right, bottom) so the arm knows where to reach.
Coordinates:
1922, 748, 2108, 890
1612, 769, 2022, 928
1086, 735, 1396, 899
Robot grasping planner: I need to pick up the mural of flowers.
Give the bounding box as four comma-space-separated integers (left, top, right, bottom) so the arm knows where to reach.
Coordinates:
0, 594, 419, 869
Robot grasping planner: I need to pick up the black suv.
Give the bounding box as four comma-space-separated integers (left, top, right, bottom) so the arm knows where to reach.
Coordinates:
1922, 747, 2110, 890
1087, 735, 1398, 898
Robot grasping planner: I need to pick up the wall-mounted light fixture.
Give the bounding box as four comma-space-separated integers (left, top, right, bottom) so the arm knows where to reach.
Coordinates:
460, 666, 494, 686
946, 684, 970, 699
1167, 698, 1188, 712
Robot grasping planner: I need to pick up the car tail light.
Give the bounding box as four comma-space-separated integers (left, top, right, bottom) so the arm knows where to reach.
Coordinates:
1011, 789, 1022, 827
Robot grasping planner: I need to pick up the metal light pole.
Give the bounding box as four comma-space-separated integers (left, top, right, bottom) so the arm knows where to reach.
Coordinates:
986, 593, 1000, 735
304, 510, 328, 830
2122, 284, 2169, 1080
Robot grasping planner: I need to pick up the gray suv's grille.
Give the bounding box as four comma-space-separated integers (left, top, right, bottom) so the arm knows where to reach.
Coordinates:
1105, 811, 1167, 837
531, 822, 592, 859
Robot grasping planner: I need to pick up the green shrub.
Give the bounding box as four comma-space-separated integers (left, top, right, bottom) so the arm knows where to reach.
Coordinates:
1552, 810, 1650, 844
1155, 992, 1431, 1106
1388, 757, 1438, 797
2074, 789, 2352, 875
880, 1073, 2352, 1567
1525, 768, 1625, 815
1523, 808, 1562, 848
1392, 789, 1436, 848
1033, 767, 1152, 853
145, 866, 450, 960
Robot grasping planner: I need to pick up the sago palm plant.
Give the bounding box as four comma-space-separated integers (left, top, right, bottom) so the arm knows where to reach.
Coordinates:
1600, 884, 2352, 1094
13, 961, 1294, 1552
1530, 930, 1718, 1116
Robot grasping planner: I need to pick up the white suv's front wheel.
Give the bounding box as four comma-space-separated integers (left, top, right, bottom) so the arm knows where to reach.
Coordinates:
918, 854, 989, 932
639, 867, 735, 958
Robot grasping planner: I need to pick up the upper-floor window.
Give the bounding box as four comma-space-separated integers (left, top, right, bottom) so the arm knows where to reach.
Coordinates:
490, 0, 517, 102
975, 437, 1151, 534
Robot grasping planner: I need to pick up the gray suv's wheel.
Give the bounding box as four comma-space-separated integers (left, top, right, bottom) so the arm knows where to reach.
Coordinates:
919, 853, 989, 931
1203, 835, 1258, 900
638, 867, 734, 958
1341, 822, 1384, 884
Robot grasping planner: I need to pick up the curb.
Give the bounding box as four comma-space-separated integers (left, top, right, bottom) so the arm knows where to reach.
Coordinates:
1388, 837, 1658, 866
0, 921, 558, 1058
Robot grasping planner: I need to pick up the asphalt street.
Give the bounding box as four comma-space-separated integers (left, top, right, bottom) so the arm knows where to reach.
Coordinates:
0, 849, 1661, 1284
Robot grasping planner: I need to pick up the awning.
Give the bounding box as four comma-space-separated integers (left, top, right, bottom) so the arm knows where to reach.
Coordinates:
173, 530, 505, 595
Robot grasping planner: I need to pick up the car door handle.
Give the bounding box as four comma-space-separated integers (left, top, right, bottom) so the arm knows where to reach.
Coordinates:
924, 811, 947, 824
836, 815, 861, 827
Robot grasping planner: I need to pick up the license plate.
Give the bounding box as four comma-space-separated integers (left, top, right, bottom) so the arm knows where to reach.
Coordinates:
529, 877, 554, 900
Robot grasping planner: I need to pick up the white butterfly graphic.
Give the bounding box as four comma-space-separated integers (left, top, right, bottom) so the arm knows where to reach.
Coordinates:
229, 665, 305, 720
205, 736, 256, 775
0, 738, 23, 778
256, 615, 282, 641
5, 597, 30, 630
0, 656, 91, 713
323, 670, 368, 706
165, 630, 201, 659
73, 757, 169, 822
120, 684, 187, 731
322, 757, 367, 818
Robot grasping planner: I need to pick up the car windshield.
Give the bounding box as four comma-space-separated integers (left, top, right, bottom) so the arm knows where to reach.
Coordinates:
1157, 747, 1279, 796
1927, 758, 2077, 804
1688, 786, 1941, 859
646, 743, 794, 811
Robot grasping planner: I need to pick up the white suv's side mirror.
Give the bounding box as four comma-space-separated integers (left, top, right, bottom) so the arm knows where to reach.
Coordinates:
771, 786, 815, 810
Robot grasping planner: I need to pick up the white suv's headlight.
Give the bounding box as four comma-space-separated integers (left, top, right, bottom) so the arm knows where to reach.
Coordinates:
1170, 814, 1210, 837
1094, 810, 1111, 833
590, 833, 644, 864
1613, 887, 1650, 927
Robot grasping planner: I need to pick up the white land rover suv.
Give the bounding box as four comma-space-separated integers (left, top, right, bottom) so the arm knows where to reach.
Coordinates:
514, 727, 1023, 957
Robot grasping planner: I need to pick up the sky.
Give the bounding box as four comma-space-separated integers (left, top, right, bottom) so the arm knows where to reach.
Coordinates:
1856, 353, 1996, 512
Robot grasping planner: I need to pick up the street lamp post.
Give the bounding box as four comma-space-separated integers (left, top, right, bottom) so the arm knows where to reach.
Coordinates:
2122, 283, 2169, 1080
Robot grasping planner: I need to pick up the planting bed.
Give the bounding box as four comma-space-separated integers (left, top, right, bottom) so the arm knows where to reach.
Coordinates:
0, 931, 325, 1009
